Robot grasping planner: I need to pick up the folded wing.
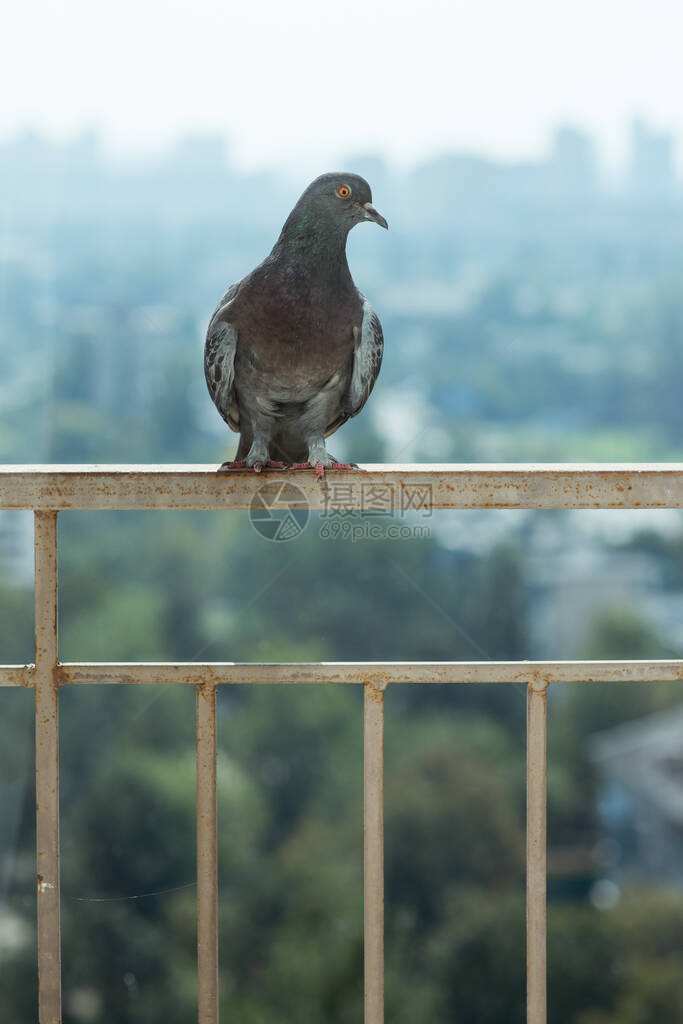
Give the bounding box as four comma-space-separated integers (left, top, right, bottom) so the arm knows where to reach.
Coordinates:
204, 283, 240, 432
325, 291, 384, 438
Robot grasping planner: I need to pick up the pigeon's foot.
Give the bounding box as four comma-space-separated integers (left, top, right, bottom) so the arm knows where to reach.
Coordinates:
316, 460, 357, 479
287, 458, 357, 479
326, 452, 358, 469
246, 442, 272, 472
306, 442, 334, 478
286, 460, 327, 480
218, 460, 248, 471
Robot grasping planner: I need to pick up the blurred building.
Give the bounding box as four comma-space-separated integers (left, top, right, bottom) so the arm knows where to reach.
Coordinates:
628, 118, 678, 199
525, 518, 663, 658
590, 705, 683, 883
445, 512, 683, 660
548, 124, 598, 197
0, 512, 33, 585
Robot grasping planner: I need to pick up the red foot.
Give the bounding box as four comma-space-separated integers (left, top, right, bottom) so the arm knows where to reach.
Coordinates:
218, 460, 247, 471
283, 460, 326, 478
287, 461, 354, 479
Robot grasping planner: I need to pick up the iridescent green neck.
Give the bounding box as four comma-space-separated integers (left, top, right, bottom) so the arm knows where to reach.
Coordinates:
275, 203, 350, 263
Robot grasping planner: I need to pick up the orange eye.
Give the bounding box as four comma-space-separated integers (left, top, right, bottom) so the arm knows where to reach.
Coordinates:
336, 184, 351, 198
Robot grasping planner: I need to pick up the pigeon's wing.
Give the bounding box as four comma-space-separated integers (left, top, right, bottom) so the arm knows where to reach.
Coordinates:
324, 291, 384, 438
205, 282, 240, 432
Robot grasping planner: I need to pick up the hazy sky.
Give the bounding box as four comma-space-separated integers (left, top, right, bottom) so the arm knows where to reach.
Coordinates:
2, 0, 682, 171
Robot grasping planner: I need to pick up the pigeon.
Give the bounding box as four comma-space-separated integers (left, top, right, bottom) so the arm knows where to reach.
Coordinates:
204, 172, 387, 480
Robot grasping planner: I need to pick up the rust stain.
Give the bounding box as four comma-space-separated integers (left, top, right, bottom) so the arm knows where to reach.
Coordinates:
364, 683, 386, 704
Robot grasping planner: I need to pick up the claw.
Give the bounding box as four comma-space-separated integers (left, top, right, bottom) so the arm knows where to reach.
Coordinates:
315, 460, 325, 481
250, 459, 285, 473
289, 462, 313, 470
218, 460, 247, 471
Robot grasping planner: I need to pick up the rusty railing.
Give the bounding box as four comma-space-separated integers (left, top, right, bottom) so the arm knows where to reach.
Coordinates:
1, 463, 683, 1024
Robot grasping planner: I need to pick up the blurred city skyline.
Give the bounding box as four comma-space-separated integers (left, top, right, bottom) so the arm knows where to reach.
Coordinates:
1, 117, 681, 185
3, 0, 683, 172
1, 116, 681, 208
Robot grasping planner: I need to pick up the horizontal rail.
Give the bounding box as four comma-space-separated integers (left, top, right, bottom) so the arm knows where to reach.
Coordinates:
2, 660, 683, 687
0, 666, 31, 686
0, 463, 682, 510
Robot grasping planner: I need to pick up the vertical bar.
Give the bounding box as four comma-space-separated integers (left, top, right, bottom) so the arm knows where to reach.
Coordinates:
526, 680, 548, 1024
364, 683, 384, 1024
34, 510, 61, 1024
196, 682, 219, 1023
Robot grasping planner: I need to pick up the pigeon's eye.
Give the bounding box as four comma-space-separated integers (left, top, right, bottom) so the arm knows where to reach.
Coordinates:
336, 184, 352, 198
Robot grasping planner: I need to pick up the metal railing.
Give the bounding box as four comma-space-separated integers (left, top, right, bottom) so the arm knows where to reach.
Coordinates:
1, 463, 683, 1024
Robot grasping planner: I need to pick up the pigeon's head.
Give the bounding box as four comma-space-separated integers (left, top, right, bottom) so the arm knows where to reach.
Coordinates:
299, 172, 388, 232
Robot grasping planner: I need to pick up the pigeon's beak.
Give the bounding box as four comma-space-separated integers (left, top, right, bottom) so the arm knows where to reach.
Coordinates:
362, 202, 388, 229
